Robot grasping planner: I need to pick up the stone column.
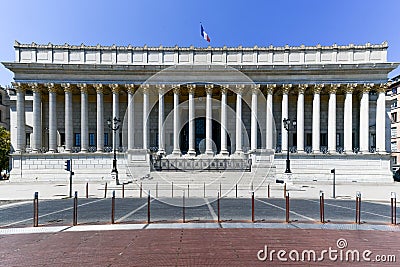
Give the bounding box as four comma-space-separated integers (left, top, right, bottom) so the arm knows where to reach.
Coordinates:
157, 84, 165, 155
47, 83, 58, 153
360, 84, 372, 153
142, 84, 149, 150
78, 84, 89, 152
220, 87, 229, 156
111, 84, 120, 151
126, 84, 135, 151
187, 84, 196, 156
94, 84, 104, 152
172, 86, 181, 156
62, 84, 74, 153
312, 84, 324, 153
328, 84, 339, 153
266, 84, 275, 150
13, 83, 26, 153
31, 83, 42, 153
235, 84, 244, 154
281, 84, 292, 152
376, 84, 387, 153
251, 84, 260, 151
297, 84, 307, 153
343, 84, 355, 153
205, 84, 214, 155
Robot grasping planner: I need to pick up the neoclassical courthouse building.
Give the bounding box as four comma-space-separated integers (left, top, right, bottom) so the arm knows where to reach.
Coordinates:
2, 41, 398, 183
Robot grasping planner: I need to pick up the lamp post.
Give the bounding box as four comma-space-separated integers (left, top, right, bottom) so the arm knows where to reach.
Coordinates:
283, 118, 296, 173
107, 117, 121, 185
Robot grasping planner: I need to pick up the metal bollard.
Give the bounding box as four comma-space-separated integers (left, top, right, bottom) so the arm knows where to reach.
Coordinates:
111, 190, 115, 224
147, 190, 151, 224
251, 191, 255, 223
140, 182, 143, 198
204, 182, 206, 198
267, 184, 270, 198
217, 191, 220, 223
156, 182, 158, 198
285, 192, 290, 223
319, 191, 325, 223
33, 192, 39, 227
86, 182, 89, 198
104, 182, 108, 198
355, 191, 361, 224
187, 184, 189, 198
391, 192, 397, 225
122, 184, 125, 199
171, 182, 174, 198
283, 183, 287, 199
182, 191, 185, 223
235, 184, 238, 198
73, 191, 78, 226
251, 183, 253, 192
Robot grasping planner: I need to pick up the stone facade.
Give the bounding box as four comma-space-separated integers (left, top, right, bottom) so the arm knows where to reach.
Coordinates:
2, 41, 398, 183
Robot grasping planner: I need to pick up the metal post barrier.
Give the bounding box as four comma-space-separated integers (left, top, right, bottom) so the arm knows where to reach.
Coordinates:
391, 192, 397, 225
156, 182, 158, 198
283, 183, 287, 199
235, 184, 238, 198
104, 182, 108, 198
73, 191, 78, 226
183, 191, 185, 223
140, 182, 143, 198
204, 182, 206, 198
267, 184, 270, 198
251, 191, 255, 223
147, 190, 151, 224
33, 192, 39, 227
285, 192, 290, 223
355, 191, 361, 224
319, 191, 325, 223
86, 182, 89, 198
111, 190, 115, 224
172, 182, 174, 198
187, 184, 189, 198
217, 191, 220, 223
122, 184, 125, 199
251, 183, 253, 192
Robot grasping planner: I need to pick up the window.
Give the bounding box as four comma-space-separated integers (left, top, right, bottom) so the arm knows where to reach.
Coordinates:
60, 133, 65, 146
74, 133, 81, 147
392, 87, 398, 95
89, 133, 95, 146
336, 133, 341, 147
392, 112, 397, 123
306, 133, 312, 146
292, 133, 297, 146
26, 133, 30, 147
320, 133, 327, 146
392, 127, 397, 138
391, 141, 397, 152
391, 100, 398, 109
104, 133, 109, 146
392, 156, 397, 165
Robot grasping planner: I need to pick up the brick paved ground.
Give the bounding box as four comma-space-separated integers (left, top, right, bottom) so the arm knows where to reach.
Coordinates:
0, 228, 400, 266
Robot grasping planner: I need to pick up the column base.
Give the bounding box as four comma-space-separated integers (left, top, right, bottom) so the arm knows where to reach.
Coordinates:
205, 150, 214, 156
79, 150, 87, 153
95, 150, 104, 153
46, 150, 56, 154
157, 149, 165, 156
187, 150, 196, 157
218, 150, 230, 157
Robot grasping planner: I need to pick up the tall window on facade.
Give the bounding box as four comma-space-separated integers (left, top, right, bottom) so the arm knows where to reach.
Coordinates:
26, 133, 30, 147
74, 133, 81, 147
392, 127, 397, 138
392, 87, 398, 95
89, 133, 95, 146
392, 112, 397, 123
392, 156, 398, 165
391, 141, 397, 152
60, 133, 65, 146
336, 133, 341, 147
306, 133, 312, 147
320, 133, 327, 146
104, 133, 109, 146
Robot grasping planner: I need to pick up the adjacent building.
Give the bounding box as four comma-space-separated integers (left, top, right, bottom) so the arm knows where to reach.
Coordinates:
2, 41, 398, 183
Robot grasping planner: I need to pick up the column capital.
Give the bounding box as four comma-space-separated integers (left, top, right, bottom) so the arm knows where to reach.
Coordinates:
46, 83, 61, 93
205, 84, 214, 95
141, 83, 150, 94
110, 84, 122, 94
187, 84, 196, 94
61, 83, 76, 93
266, 84, 276, 95
220, 86, 228, 95
93, 84, 105, 94
77, 83, 89, 94
173, 85, 181, 95
235, 84, 245, 95
30, 83, 45, 93
361, 83, 374, 93
156, 84, 166, 93
12, 82, 29, 92
251, 84, 260, 95
282, 84, 292, 94
312, 83, 325, 94
328, 84, 340, 94
376, 83, 389, 93
126, 84, 136, 94
344, 83, 357, 94
297, 84, 308, 94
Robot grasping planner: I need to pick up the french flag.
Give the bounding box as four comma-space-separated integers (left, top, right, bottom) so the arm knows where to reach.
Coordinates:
201, 24, 211, 42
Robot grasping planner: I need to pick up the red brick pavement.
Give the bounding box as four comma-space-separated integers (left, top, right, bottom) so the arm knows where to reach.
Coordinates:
0, 228, 400, 266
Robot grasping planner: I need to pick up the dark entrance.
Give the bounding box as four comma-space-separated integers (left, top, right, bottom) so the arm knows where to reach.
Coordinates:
179, 117, 231, 155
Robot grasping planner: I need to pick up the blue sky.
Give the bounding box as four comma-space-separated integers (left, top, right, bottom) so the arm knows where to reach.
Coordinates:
1, 0, 399, 86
